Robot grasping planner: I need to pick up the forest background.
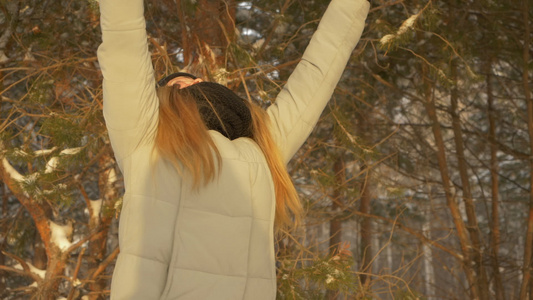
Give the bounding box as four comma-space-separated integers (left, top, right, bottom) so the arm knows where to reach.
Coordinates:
0, 0, 532, 299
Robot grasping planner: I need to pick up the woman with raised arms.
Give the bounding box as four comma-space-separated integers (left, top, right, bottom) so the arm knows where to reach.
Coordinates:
97, 0, 369, 298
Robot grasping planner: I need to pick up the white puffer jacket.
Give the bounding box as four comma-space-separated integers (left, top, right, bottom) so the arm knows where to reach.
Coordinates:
97, 0, 369, 299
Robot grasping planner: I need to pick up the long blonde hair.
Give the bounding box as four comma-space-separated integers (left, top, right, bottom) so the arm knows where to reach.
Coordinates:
155, 85, 302, 230
155, 85, 221, 188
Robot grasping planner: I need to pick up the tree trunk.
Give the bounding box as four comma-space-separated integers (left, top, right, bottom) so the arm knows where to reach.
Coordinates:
0, 182, 7, 294
422, 205, 435, 300
449, 60, 489, 299
33, 230, 47, 270
38, 248, 67, 300
329, 156, 345, 253
486, 59, 505, 300
520, 0, 533, 297
355, 93, 374, 288
326, 156, 346, 300
0, 238, 4, 295
358, 163, 372, 286
1, 156, 67, 299
421, 66, 478, 299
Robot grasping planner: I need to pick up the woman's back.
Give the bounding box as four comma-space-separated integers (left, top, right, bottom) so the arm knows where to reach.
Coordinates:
112, 131, 277, 299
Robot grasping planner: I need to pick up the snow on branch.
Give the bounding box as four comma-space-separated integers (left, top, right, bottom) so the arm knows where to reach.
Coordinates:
379, 1, 433, 49
1, 157, 25, 183
14, 262, 47, 281
44, 147, 83, 174
12, 147, 58, 159
89, 199, 103, 225
380, 13, 420, 47
106, 167, 117, 187
49, 221, 73, 252
1, 144, 83, 196
2, 251, 44, 283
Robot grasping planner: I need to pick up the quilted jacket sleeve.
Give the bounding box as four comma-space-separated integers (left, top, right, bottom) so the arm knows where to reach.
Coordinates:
97, 0, 159, 162
267, 0, 369, 163
97, 1, 165, 299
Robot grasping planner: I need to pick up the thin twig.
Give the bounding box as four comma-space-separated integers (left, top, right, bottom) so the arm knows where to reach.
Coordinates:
89, 246, 119, 281
67, 247, 86, 300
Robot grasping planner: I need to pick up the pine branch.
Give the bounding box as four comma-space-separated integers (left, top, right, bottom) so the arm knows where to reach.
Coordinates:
44, 147, 83, 174
1, 251, 43, 283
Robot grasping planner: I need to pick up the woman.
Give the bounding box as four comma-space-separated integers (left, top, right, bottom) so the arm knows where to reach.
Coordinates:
97, 0, 369, 299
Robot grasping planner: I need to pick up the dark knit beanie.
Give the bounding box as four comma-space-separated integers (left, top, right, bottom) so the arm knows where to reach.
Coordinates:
157, 73, 253, 140
157, 72, 198, 87
183, 82, 252, 140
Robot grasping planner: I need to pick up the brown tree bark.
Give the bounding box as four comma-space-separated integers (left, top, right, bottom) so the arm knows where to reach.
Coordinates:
486, 59, 505, 300
355, 93, 374, 288
520, 0, 533, 297
0, 182, 7, 294
421, 66, 478, 299
39, 249, 67, 300
329, 157, 346, 253
449, 60, 489, 299
358, 163, 372, 286
33, 231, 47, 270
326, 156, 346, 300
0, 158, 67, 300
